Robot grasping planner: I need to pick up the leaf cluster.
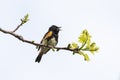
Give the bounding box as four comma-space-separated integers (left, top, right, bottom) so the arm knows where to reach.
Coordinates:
69, 29, 99, 61
21, 14, 29, 24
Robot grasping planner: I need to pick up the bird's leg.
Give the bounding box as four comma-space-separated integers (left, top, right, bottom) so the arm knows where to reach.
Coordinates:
48, 45, 55, 51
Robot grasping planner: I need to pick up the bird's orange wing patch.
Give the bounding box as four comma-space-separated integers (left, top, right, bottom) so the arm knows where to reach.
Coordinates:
44, 31, 53, 39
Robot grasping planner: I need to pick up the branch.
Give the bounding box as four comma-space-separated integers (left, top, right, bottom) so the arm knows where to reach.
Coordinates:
0, 14, 76, 52
12, 21, 23, 32
0, 14, 99, 61
0, 27, 79, 52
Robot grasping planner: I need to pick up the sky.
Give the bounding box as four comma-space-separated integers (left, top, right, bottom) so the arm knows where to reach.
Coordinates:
0, 0, 120, 80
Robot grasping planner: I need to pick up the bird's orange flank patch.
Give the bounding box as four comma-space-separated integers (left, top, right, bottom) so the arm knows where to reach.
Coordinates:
45, 31, 52, 39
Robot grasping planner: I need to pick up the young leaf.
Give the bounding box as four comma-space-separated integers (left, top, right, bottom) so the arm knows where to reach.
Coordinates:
67, 44, 71, 49
86, 38, 91, 49
32, 40, 34, 43
78, 29, 90, 43
78, 34, 87, 43
21, 14, 29, 24
70, 42, 79, 49
89, 42, 99, 54
78, 51, 90, 61
83, 54, 90, 61
69, 29, 99, 61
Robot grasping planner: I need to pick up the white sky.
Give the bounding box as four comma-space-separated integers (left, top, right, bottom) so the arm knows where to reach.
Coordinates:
0, 0, 120, 80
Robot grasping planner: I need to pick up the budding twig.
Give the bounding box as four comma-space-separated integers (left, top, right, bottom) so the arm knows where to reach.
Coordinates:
12, 14, 29, 32
12, 22, 23, 32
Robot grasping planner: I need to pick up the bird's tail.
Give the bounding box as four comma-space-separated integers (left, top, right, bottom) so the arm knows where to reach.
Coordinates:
35, 53, 43, 63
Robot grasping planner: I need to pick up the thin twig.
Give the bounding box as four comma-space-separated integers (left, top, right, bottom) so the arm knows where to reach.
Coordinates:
12, 22, 23, 32
12, 14, 29, 32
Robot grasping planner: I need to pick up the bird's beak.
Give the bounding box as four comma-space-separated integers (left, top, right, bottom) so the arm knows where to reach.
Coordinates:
58, 27, 61, 31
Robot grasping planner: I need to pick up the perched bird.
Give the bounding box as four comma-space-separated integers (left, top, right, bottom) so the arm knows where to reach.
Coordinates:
35, 25, 61, 63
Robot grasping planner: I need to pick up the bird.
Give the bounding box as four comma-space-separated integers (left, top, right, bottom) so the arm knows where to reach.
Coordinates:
35, 25, 61, 63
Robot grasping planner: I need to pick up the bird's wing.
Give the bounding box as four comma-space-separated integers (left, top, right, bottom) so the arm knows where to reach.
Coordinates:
38, 31, 53, 51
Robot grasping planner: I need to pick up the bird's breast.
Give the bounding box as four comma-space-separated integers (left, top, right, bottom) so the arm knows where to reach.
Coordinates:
48, 37, 57, 46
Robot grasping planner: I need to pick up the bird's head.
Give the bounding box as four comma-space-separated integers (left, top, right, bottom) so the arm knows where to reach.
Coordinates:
49, 25, 61, 34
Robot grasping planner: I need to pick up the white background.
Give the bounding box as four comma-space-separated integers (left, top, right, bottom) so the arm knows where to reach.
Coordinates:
0, 0, 120, 80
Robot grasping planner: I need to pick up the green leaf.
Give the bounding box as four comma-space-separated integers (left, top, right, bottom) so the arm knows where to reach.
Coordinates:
32, 40, 34, 43
94, 47, 99, 51
70, 42, 79, 49
78, 51, 90, 61
86, 38, 91, 49
72, 42, 78, 48
89, 42, 99, 54
21, 14, 29, 24
82, 29, 88, 34
78, 51, 83, 55
78, 34, 87, 43
69, 29, 99, 61
67, 44, 71, 49
83, 54, 90, 61
78, 29, 90, 43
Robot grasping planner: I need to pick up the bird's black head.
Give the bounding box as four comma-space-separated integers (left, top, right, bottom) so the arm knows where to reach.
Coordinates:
49, 25, 61, 34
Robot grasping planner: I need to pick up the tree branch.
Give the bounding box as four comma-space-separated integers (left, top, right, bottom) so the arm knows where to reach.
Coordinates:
0, 27, 78, 52
0, 13, 78, 53
0, 14, 99, 62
